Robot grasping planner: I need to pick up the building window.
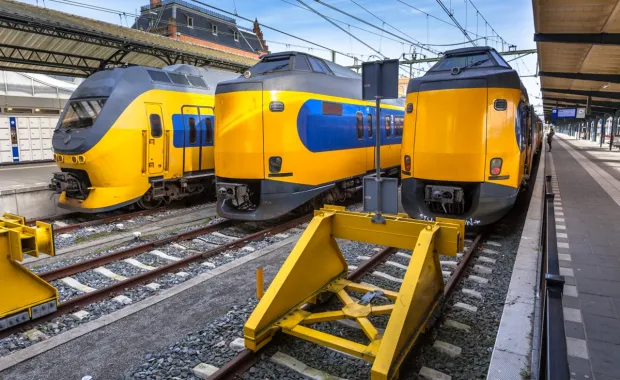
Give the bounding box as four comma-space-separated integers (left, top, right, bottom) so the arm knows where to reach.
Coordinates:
212, 24, 218, 35
187, 16, 193, 28
233, 31, 239, 41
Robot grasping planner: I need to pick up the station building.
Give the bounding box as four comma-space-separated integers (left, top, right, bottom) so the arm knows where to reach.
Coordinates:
0, 72, 77, 164
0, 0, 266, 166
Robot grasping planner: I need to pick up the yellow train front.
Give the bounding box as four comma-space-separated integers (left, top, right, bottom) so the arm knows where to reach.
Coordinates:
50, 65, 238, 212
401, 46, 539, 226
214, 52, 404, 221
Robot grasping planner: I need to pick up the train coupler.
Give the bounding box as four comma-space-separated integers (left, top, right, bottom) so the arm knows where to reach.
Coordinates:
0, 213, 58, 331
243, 205, 464, 379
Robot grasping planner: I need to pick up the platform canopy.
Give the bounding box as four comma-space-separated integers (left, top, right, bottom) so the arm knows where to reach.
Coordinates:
533, 0, 620, 121
0, 0, 257, 77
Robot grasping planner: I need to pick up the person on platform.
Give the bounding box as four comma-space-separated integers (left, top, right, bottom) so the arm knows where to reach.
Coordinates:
547, 127, 555, 152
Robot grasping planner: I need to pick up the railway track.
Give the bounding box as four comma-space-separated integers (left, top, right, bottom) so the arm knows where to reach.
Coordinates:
0, 214, 311, 341
208, 232, 486, 380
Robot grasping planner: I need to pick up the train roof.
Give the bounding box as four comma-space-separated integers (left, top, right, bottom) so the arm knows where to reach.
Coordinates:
256, 51, 360, 79
70, 64, 238, 100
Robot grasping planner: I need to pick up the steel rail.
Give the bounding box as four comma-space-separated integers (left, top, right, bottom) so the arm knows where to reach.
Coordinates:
51, 207, 174, 234
208, 246, 396, 380
209, 232, 484, 380
39, 219, 235, 281
0, 214, 311, 340
444, 233, 484, 296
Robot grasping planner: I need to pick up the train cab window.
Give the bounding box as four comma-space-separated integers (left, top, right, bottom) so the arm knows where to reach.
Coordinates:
60, 98, 107, 129
322, 102, 342, 116
188, 117, 197, 144
149, 114, 162, 138
490, 51, 511, 68
356, 112, 363, 139
188, 76, 207, 88
147, 70, 171, 83
249, 57, 290, 76
308, 57, 330, 74
431, 53, 493, 71
367, 114, 373, 138
169, 73, 190, 86
385, 116, 392, 137
293, 56, 311, 71
394, 116, 404, 136
205, 118, 213, 143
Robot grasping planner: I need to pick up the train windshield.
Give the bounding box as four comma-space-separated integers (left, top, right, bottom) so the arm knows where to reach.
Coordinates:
431, 53, 494, 71
249, 57, 290, 76
59, 99, 107, 130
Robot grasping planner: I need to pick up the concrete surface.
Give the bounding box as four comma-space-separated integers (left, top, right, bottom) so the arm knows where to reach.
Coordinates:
0, 162, 64, 219
486, 148, 545, 380
0, 235, 301, 380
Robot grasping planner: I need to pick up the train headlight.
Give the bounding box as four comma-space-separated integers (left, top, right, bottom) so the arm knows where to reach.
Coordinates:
269, 156, 283, 173
404, 155, 411, 171
406, 103, 413, 113
490, 158, 502, 176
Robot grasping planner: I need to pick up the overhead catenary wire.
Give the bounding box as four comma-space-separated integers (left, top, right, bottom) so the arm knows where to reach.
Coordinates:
396, 0, 503, 44
348, 0, 432, 54
186, 0, 359, 60
310, 0, 441, 55
434, 0, 476, 46
296, 0, 387, 59
465, 0, 509, 50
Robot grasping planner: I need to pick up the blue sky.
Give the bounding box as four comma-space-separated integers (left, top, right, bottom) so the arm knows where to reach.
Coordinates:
20, 0, 541, 111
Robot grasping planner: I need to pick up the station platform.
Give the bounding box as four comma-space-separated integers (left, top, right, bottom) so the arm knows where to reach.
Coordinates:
0, 162, 66, 219
551, 133, 620, 380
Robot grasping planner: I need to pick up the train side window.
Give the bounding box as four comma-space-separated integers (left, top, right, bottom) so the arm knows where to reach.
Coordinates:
356, 112, 363, 139
294, 56, 311, 71
149, 114, 162, 138
188, 117, 197, 144
367, 114, 373, 137
385, 116, 392, 137
322, 102, 342, 116
205, 118, 213, 143
394, 116, 403, 136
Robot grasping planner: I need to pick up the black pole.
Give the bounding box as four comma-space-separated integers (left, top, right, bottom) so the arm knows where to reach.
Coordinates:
612, 116, 618, 151
372, 64, 385, 225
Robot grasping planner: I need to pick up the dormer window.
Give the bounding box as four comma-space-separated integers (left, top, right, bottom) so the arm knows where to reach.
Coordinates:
212, 24, 218, 35
234, 31, 239, 41
187, 16, 193, 28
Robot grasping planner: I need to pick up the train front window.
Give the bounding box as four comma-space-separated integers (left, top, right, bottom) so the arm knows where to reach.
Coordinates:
432, 53, 493, 71
59, 99, 107, 129
249, 57, 290, 76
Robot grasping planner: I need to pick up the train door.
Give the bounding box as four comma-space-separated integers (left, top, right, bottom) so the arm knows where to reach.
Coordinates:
182, 106, 201, 174
365, 112, 375, 172
145, 103, 165, 175
199, 106, 215, 170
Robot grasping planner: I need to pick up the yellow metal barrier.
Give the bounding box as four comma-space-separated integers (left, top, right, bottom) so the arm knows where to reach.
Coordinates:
244, 206, 464, 379
0, 213, 58, 331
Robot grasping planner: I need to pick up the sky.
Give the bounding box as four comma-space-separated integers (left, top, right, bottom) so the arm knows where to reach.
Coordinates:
20, 0, 541, 112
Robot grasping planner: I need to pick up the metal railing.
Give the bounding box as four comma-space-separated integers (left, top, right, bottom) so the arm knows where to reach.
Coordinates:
536, 157, 570, 380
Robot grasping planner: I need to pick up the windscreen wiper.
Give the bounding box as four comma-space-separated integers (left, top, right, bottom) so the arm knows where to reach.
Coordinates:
451, 58, 489, 75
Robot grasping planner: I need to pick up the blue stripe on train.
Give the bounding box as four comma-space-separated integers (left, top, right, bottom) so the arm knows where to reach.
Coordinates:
171, 114, 215, 148
297, 99, 404, 153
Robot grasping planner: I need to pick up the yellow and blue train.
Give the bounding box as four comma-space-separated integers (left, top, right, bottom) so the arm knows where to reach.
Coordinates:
401, 46, 542, 226
50, 64, 238, 212
214, 51, 404, 221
